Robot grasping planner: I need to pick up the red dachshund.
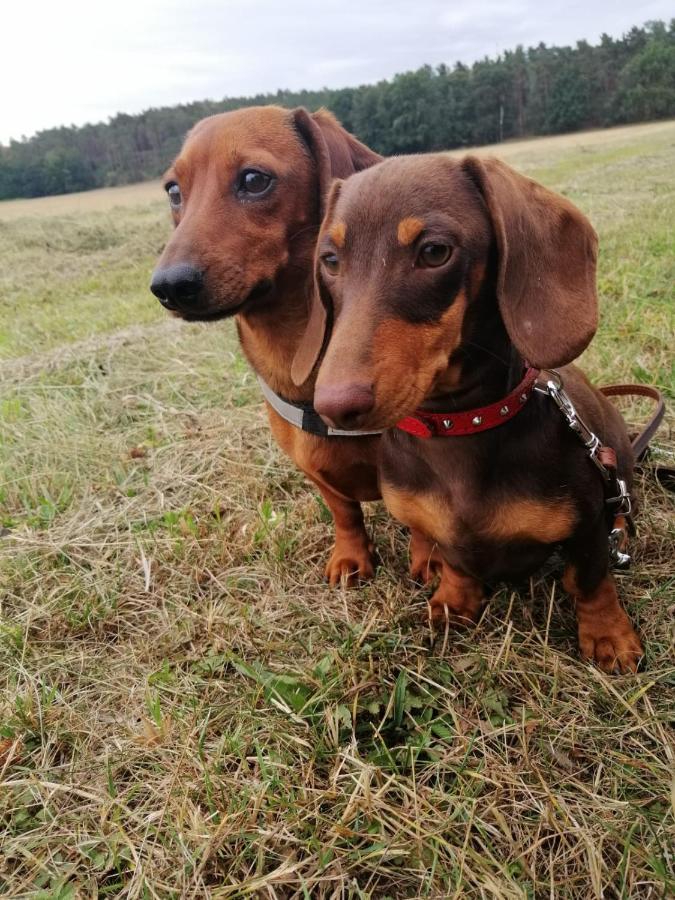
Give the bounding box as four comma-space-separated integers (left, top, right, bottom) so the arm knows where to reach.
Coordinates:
150, 106, 439, 584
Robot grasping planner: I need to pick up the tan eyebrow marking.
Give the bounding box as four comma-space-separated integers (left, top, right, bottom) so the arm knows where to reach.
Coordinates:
329, 222, 347, 248
397, 216, 425, 246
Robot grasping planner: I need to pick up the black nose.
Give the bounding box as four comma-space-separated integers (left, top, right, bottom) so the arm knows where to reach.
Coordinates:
150, 263, 204, 310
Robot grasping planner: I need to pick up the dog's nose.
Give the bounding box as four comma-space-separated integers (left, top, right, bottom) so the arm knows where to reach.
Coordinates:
150, 263, 204, 310
314, 383, 375, 430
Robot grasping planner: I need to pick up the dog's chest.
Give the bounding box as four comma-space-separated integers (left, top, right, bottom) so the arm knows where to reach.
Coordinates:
380, 433, 577, 553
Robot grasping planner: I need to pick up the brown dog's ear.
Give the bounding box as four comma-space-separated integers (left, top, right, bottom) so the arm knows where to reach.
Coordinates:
291, 179, 344, 386
291, 110, 380, 386
462, 156, 598, 368
292, 107, 381, 213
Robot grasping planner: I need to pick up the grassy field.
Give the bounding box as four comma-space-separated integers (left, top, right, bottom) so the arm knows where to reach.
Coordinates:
0, 121, 673, 898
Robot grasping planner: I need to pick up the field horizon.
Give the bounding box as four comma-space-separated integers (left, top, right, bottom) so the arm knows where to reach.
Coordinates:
0, 119, 673, 897
1, 118, 672, 221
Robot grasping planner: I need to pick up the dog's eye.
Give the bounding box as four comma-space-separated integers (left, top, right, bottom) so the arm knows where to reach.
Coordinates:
166, 182, 182, 209
418, 242, 452, 268
321, 253, 340, 275
238, 169, 274, 197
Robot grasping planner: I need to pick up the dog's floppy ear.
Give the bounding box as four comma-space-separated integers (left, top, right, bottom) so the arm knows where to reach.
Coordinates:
291, 179, 344, 387
291, 110, 380, 386
462, 156, 598, 368
292, 107, 381, 213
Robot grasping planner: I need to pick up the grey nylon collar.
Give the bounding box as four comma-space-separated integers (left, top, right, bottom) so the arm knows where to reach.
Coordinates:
257, 377, 381, 438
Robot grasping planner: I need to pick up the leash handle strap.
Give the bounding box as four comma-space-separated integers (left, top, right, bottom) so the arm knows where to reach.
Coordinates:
599, 383, 666, 459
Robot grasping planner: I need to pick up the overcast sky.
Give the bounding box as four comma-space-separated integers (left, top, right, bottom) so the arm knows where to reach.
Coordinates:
2, 0, 671, 144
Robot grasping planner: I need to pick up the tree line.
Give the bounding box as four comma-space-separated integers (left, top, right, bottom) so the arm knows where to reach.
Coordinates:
1, 20, 673, 200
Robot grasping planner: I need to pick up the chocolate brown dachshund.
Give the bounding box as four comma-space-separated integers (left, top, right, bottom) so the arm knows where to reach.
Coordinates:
150, 106, 439, 585
300, 154, 644, 672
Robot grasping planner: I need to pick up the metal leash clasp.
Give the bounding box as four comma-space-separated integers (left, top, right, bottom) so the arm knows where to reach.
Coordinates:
607, 477, 633, 517
608, 526, 632, 571
536, 370, 633, 572
537, 374, 605, 474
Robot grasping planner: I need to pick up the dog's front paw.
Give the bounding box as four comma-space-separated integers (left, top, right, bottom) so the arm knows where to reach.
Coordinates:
426, 564, 483, 628
570, 574, 644, 674
427, 593, 482, 628
325, 540, 375, 587
577, 613, 644, 674
409, 530, 443, 584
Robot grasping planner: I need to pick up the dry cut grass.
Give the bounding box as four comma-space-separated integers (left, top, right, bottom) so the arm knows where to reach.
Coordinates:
0, 120, 673, 898
0, 181, 163, 220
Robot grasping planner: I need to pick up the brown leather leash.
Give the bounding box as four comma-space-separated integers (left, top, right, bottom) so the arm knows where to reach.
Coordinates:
599, 383, 666, 460
599, 382, 673, 491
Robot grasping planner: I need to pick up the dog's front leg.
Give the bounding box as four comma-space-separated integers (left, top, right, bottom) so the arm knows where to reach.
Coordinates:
409, 530, 444, 584
313, 482, 375, 587
563, 525, 643, 673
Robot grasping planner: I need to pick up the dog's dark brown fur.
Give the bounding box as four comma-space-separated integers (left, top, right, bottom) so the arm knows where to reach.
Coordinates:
151, 106, 439, 584
306, 154, 643, 672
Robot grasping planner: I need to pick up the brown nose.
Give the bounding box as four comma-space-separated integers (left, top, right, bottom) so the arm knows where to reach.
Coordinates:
314, 383, 375, 430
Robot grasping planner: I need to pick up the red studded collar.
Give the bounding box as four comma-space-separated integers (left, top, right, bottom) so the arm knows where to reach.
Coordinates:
396, 367, 541, 438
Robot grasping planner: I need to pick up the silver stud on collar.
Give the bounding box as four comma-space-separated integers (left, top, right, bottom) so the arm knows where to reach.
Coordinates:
472, 415, 483, 426
442, 419, 453, 429
520, 393, 528, 403
500, 405, 509, 416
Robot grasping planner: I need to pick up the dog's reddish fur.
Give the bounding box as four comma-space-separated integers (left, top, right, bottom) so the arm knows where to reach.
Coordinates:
152, 106, 437, 584
308, 154, 643, 672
